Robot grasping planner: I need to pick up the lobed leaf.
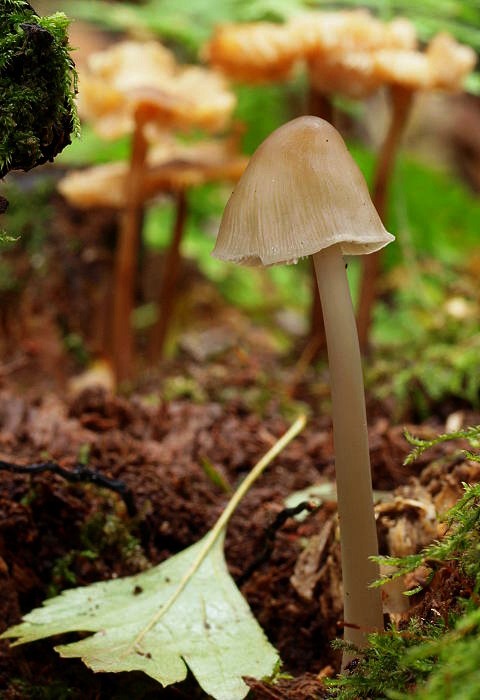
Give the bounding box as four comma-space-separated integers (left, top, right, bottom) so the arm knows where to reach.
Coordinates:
3, 532, 279, 700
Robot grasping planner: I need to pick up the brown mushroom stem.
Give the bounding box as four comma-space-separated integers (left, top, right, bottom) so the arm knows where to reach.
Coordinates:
308, 85, 334, 123
112, 111, 148, 383
313, 243, 383, 662
356, 85, 413, 352
307, 86, 333, 360
309, 257, 326, 358
148, 189, 188, 361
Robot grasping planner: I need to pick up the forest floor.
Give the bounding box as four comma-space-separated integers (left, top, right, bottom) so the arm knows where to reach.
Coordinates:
1, 249, 479, 699
0, 191, 479, 699
0, 372, 478, 699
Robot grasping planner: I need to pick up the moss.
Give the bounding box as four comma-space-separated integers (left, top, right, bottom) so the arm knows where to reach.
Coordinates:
328, 619, 442, 699
0, 0, 78, 179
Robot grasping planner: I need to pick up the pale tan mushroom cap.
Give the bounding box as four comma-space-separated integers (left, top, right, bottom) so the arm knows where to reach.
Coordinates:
213, 116, 394, 267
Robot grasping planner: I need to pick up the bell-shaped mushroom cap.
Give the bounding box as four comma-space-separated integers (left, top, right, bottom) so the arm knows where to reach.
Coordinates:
213, 116, 394, 267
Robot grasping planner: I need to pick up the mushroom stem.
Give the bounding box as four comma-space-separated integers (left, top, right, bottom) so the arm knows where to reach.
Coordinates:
148, 189, 188, 361
306, 86, 333, 361
356, 85, 413, 352
112, 110, 148, 383
313, 244, 383, 662
309, 257, 327, 358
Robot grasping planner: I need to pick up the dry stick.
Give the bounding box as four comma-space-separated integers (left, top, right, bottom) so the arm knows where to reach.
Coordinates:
314, 245, 383, 665
356, 85, 413, 352
0, 459, 137, 516
132, 414, 307, 651
148, 189, 187, 362
112, 109, 149, 383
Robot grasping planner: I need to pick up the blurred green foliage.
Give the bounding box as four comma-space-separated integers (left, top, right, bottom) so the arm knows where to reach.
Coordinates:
67, 0, 307, 59
0, 178, 54, 292
367, 262, 480, 419
68, 0, 480, 66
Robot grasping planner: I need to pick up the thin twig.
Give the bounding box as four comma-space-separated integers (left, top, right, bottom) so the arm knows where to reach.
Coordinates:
0, 460, 137, 516
237, 500, 320, 586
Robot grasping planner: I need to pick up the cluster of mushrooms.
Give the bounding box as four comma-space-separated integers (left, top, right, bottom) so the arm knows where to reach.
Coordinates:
59, 9, 477, 665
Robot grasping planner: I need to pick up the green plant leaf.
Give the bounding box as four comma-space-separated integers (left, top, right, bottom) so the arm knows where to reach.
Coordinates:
4, 531, 278, 699
3, 415, 306, 699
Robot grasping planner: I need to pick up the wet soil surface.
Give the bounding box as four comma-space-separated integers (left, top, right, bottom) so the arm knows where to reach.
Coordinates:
0, 382, 478, 699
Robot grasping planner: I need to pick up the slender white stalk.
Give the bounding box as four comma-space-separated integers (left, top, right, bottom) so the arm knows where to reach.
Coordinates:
313, 244, 383, 661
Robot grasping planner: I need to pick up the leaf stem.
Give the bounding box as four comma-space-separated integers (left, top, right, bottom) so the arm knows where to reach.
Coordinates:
133, 413, 307, 649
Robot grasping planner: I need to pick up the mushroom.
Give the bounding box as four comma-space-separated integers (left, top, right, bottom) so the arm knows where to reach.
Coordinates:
356, 32, 476, 350
77, 40, 237, 380
59, 135, 248, 360
298, 14, 416, 357
205, 21, 297, 83
213, 116, 394, 658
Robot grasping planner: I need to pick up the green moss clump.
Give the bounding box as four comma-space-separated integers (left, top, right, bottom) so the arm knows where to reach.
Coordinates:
0, 0, 79, 179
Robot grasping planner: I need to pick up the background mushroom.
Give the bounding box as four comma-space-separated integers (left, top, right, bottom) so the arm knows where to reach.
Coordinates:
59, 135, 247, 370
213, 115, 394, 658
356, 32, 476, 351
77, 40, 237, 381
295, 11, 417, 358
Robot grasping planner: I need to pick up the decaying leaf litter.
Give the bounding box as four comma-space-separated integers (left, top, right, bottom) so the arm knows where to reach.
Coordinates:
2, 2, 480, 699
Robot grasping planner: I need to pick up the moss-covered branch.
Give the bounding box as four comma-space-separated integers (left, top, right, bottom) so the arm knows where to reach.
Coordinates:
0, 0, 79, 181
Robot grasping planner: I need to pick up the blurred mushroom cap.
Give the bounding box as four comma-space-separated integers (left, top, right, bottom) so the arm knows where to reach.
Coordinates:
206, 22, 297, 83
308, 51, 382, 99
58, 137, 248, 208
289, 11, 417, 55
427, 33, 477, 90
206, 11, 417, 85
78, 41, 236, 137
374, 32, 476, 91
213, 116, 394, 267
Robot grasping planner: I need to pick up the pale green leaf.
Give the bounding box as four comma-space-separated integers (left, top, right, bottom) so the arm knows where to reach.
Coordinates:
4, 531, 278, 699
3, 416, 307, 699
